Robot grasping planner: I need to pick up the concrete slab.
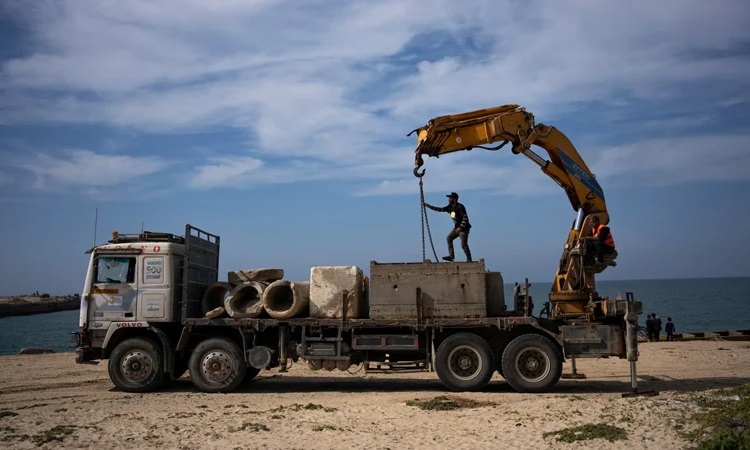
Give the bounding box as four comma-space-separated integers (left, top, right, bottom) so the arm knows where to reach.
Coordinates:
309, 266, 367, 319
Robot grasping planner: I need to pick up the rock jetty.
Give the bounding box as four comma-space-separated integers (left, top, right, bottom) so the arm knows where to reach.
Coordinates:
0, 295, 80, 318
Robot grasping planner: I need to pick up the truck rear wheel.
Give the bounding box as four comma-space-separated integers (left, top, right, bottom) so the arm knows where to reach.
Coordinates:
501, 334, 562, 393
188, 338, 246, 393
108, 337, 165, 393
435, 333, 494, 391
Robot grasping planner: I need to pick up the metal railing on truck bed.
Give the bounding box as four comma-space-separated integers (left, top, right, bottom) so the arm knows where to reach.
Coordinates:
181, 224, 220, 321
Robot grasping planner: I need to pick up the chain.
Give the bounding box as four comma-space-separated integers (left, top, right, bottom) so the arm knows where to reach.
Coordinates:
418, 176, 439, 262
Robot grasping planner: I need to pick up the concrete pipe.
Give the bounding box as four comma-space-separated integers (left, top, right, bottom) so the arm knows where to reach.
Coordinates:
201, 282, 235, 315
263, 280, 310, 319
224, 281, 268, 318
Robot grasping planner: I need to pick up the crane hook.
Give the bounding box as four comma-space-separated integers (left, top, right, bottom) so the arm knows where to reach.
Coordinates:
414, 153, 425, 178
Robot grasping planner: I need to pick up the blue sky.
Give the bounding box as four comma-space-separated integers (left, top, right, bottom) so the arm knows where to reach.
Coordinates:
1, 0, 749, 296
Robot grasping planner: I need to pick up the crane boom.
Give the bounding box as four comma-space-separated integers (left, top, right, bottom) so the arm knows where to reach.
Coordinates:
411, 104, 615, 318
413, 104, 607, 221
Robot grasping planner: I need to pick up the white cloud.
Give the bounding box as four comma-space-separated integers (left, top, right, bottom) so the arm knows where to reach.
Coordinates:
7, 149, 169, 190
1, 0, 749, 196
594, 134, 750, 186
190, 157, 264, 189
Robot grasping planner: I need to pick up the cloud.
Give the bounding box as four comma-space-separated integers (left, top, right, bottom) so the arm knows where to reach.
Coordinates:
594, 134, 750, 186
1, 0, 749, 197
190, 157, 264, 189
6, 149, 169, 190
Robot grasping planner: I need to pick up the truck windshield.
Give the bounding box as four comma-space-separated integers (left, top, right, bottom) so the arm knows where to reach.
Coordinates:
96, 257, 135, 284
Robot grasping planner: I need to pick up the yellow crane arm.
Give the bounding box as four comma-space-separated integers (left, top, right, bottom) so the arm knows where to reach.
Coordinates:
413, 104, 608, 221
412, 104, 616, 317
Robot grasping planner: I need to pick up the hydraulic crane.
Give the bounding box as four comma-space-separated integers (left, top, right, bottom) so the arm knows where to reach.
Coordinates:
412, 104, 617, 319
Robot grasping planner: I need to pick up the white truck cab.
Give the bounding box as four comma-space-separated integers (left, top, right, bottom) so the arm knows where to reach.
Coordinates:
80, 238, 183, 330
76, 226, 220, 366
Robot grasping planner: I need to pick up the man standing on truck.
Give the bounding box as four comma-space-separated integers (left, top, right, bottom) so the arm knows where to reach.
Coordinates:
424, 192, 472, 262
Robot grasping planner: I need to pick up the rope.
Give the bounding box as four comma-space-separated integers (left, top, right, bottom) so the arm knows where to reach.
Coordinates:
419, 176, 439, 262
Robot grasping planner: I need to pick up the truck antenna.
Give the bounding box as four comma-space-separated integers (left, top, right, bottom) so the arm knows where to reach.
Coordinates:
93, 207, 98, 246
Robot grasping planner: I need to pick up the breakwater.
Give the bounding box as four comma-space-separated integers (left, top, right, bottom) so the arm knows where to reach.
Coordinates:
0, 296, 80, 318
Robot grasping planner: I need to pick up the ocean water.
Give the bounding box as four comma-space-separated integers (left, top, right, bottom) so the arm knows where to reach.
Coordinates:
506, 277, 750, 333
0, 277, 748, 355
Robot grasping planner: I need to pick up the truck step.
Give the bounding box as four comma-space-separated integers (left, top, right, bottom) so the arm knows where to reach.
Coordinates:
364, 360, 429, 373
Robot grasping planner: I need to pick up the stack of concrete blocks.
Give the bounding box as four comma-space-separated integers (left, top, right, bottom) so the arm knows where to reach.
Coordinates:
222, 269, 284, 318
309, 266, 369, 319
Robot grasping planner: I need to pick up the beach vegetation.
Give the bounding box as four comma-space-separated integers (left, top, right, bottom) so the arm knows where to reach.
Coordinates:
688, 383, 750, 449
406, 395, 496, 411
542, 423, 627, 443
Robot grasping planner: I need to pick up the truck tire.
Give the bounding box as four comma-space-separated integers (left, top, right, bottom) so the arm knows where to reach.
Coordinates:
435, 333, 494, 391
108, 338, 165, 393
188, 338, 246, 393
501, 334, 562, 393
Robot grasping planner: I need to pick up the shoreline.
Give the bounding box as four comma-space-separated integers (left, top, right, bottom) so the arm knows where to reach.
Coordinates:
0, 341, 748, 449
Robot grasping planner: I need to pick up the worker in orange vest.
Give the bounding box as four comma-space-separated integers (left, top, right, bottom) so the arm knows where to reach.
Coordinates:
586, 216, 615, 264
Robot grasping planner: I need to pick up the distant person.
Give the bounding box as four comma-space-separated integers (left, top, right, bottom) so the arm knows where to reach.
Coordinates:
665, 317, 676, 341
654, 314, 663, 342
424, 192, 472, 262
584, 216, 615, 264
646, 314, 655, 342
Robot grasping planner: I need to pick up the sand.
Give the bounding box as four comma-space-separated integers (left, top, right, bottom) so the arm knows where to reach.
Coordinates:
0, 339, 748, 449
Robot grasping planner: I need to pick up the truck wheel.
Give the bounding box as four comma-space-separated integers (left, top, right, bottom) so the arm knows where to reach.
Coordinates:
188, 338, 246, 393
435, 333, 494, 391
501, 334, 562, 393
108, 338, 165, 393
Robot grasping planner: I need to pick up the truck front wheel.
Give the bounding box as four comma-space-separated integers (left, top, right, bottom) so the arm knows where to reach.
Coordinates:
188, 338, 246, 393
501, 334, 562, 393
108, 337, 165, 393
435, 333, 494, 391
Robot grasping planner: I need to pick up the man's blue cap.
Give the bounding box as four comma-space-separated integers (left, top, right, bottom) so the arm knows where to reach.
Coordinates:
446, 192, 459, 199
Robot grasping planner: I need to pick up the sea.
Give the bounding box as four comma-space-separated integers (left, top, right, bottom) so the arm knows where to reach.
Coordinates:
0, 277, 748, 356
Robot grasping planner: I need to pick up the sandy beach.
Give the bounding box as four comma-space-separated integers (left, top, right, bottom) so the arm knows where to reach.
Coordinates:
0, 339, 748, 449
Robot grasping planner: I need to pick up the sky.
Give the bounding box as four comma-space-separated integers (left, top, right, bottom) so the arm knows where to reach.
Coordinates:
1, 0, 749, 296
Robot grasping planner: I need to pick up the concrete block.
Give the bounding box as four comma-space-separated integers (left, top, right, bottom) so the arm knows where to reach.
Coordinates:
228, 268, 284, 283
309, 266, 366, 318
369, 260, 487, 319
204, 306, 226, 319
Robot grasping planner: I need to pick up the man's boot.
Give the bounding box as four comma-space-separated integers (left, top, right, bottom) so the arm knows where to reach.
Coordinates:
442, 256, 454, 262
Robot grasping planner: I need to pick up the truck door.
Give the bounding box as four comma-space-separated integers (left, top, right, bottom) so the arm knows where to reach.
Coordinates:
90, 255, 139, 323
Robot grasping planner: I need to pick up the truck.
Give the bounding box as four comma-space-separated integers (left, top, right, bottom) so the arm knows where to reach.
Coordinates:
75, 104, 642, 394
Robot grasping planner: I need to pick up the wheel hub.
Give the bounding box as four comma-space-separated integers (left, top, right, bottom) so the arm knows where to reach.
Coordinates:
447, 345, 483, 381
515, 347, 551, 383
201, 351, 233, 384
121, 351, 152, 383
